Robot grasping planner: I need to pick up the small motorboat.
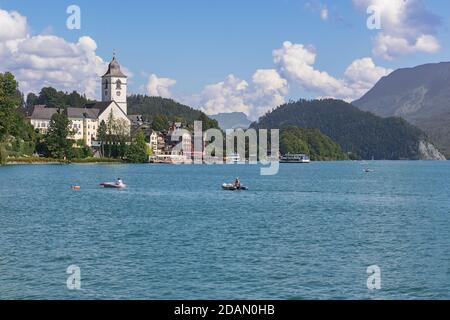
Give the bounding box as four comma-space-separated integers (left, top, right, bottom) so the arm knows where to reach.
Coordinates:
364, 169, 374, 173
222, 183, 248, 191
100, 182, 126, 189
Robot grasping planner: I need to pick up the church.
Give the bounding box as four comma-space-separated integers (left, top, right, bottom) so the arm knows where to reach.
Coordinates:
29, 55, 132, 147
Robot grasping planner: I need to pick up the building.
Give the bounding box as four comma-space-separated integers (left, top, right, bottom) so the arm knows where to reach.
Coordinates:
28, 54, 131, 147
128, 115, 145, 128
147, 130, 167, 155
29, 105, 57, 132
66, 107, 99, 146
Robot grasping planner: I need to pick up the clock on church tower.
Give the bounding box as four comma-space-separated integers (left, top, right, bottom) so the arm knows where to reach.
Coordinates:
101, 54, 128, 115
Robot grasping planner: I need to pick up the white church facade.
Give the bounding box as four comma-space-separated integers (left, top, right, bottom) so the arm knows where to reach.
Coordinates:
29, 55, 132, 147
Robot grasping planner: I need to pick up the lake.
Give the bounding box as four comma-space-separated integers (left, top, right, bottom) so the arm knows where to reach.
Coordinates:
1, 161, 450, 299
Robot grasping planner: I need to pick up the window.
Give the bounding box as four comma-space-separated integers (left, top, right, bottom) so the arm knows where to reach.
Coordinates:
116, 79, 122, 90
104, 79, 108, 89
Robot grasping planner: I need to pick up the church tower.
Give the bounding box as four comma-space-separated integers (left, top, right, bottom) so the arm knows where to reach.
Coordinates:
102, 53, 128, 114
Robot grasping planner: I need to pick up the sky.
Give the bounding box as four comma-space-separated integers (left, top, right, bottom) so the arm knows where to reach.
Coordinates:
1, 0, 449, 119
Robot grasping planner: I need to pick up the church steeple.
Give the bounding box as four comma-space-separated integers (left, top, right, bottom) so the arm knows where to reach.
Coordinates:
102, 54, 128, 115
103, 53, 127, 78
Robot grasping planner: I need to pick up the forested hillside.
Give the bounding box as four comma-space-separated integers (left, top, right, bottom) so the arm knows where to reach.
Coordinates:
253, 99, 443, 160
127, 95, 219, 130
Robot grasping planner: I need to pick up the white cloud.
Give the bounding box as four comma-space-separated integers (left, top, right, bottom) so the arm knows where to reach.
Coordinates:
192, 74, 252, 116
146, 74, 176, 98
272, 41, 388, 101
353, 0, 441, 59
373, 33, 440, 59
252, 69, 288, 93
0, 8, 130, 99
344, 57, 393, 97
0, 9, 27, 42
320, 7, 329, 20
273, 41, 392, 101
305, 1, 330, 21
273, 41, 351, 98
251, 69, 289, 117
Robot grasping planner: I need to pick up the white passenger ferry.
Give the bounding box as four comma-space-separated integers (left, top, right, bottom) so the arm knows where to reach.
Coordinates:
280, 154, 311, 163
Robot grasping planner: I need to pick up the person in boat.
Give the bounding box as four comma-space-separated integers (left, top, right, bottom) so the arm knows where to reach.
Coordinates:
234, 177, 241, 189
116, 178, 123, 186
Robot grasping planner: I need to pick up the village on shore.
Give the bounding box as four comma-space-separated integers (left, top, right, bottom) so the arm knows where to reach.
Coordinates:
23, 55, 208, 164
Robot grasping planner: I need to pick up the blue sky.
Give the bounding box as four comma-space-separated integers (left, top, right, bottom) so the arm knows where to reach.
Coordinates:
1, 0, 449, 117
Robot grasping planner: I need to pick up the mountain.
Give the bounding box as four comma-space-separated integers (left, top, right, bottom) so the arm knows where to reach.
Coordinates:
127, 95, 219, 129
252, 99, 445, 160
353, 62, 450, 157
209, 112, 252, 130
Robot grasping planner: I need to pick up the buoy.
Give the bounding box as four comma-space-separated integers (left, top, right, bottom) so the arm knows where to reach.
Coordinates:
71, 186, 81, 190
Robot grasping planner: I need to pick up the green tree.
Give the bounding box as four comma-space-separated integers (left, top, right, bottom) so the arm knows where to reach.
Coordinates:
0, 72, 19, 142
37, 87, 61, 108
73, 140, 93, 159
34, 87, 92, 108
151, 114, 169, 131
280, 130, 310, 155
97, 120, 107, 157
45, 111, 74, 160
0, 144, 6, 165
125, 131, 148, 163
104, 113, 130, 158
26, 92, 38, 108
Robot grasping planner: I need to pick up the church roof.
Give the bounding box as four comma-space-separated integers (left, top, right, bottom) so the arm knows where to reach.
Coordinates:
84, 101, 113, 114
84, 101, 128, 119
67, 107, 99, 119
102, 56, 127, 78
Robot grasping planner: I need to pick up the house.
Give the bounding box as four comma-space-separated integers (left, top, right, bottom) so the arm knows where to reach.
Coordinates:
148, 130, 166, 155
28, 54, 131, 147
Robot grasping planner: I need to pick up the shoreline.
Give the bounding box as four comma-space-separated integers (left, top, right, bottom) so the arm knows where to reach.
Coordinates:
5, 157, 124, 165
3, 158, 448, 166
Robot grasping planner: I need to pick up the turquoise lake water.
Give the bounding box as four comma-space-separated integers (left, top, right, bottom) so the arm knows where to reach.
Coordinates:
1, 161, 450, 299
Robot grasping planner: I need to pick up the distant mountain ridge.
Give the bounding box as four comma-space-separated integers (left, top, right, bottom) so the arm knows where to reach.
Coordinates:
353, 62, 450, 156
252, 99, 445, 160
209, 112, 252, 130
